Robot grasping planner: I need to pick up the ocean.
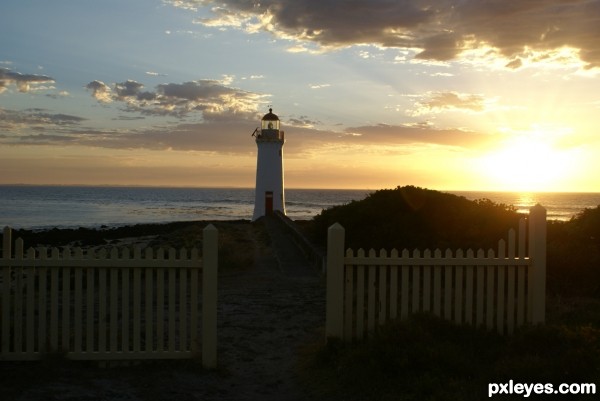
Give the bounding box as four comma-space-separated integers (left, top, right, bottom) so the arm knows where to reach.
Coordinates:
1, 185, 599, 230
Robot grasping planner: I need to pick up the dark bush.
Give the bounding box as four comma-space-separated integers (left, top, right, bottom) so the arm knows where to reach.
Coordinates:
312, 185, 520, 252
305, 314, 600, 401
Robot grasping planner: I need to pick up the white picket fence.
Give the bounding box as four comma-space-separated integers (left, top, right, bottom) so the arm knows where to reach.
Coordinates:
0, 225, 218, 368
326, 204, 547, 341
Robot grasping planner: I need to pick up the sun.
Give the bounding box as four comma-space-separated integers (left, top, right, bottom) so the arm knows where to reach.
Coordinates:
477, 134, 577, 192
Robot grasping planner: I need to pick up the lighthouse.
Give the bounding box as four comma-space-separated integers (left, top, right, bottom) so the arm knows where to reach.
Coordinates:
252, 108, 286, 221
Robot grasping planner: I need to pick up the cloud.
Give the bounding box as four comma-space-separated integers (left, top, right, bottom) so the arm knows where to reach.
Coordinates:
408, 91, 490, 116
0, 68, 55, 94
0, 107, 104, 156
0, 104, 499, 158
86, 78, 266, 120
166, 0, 600, 69
85, 80, 113, 103
287, 115, 320, 128
45, 90, 70, 99
145, 71, 167, 76
0, 108, 86, 127
342, 123, 496, 149
309, 83, 331, 89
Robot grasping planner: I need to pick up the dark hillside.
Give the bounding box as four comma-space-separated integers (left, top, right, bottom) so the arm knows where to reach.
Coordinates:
312, 185, 521, 251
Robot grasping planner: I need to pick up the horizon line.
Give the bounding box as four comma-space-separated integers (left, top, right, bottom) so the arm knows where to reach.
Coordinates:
1, 183, 599, 194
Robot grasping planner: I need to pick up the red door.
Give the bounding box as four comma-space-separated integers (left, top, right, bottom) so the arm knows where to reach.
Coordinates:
265, 191, 273, 215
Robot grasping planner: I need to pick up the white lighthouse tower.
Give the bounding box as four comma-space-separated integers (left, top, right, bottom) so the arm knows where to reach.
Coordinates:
252, 108, 286, 221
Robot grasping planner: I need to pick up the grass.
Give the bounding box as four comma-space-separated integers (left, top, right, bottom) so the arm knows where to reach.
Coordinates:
301, 312, 600, 401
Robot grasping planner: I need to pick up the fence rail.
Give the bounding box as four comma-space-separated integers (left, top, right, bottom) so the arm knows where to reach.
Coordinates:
326, 204, 547, 341
0, 225, 218, 368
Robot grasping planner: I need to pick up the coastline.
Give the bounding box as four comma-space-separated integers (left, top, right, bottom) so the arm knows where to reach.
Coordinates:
3, 186, 599, 231
3, 219, 251, 248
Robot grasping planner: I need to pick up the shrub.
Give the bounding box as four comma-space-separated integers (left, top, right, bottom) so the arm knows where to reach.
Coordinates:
304, 315, 600, 401
312, 186, 520, 252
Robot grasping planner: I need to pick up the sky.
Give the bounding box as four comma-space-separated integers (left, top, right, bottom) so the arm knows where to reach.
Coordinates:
1, 0, 600, 192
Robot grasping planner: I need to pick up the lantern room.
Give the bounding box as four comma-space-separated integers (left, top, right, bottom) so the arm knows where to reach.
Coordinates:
261, 108, 280, 131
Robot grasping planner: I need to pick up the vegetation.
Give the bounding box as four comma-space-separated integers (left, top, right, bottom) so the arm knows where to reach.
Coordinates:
1, 220, 263, 270
312, 185, 521, 251
303, 185, 600, 400
311, 185, 600, 298
304, 314, 600, 401
547, 207, 600, 297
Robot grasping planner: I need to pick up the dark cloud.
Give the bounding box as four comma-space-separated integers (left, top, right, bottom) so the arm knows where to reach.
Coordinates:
168, 0, 600, 68
85, 80, 112, 103
86, 78, 264, 120
115, 80, 146, 98
287, 115, 320, 128
0, 68, 54, 93
0, 108, 86, 128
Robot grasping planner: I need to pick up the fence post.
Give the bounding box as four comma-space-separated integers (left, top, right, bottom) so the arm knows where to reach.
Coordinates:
528, 204, 547, 324
202, 224, 218, 369
326, 223, 345, 340
2, 226, 11, 260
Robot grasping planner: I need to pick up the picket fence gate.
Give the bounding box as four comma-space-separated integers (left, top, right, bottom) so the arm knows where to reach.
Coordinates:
326, 204, 547, 341
0, 225, 217, 368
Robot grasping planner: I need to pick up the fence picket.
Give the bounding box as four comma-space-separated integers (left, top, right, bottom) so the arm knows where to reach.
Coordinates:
344, 262, 354, 341
74, 263, 83, 353
443, 250, 452, 320
507, 229, 516, 334
454, 249, 464, 324
475, 249, 485, 326
389, 249, 398, 320
412, 250, 421, 314
86, 262, 94, 353
423, 249, 431, 313
400, 250, 409, 319
356, 255, 365, 340
378, 249, 388, 326
497, 240, 506, 334
26, 258, 35, 354
486, 249, 495, 330
37, 250, 47, 353
63, 262, 71, 352
190, 266, 198, 351
179, 260, 187, 352
50, 249, 59, 351
367, 249, 377, 332
433, 249, 442, 317
110, 267, 118, 353
133, 265, 141, 353
465, 250, 474, 324
14, 245, 23, 323
168, 262, 176, 353
0, 226, 216, 366
157, 265, 165, 352
99, 266, 107, 353
145, 264, 153, 352
1, 264, 9, 354
122, 267, 130, 353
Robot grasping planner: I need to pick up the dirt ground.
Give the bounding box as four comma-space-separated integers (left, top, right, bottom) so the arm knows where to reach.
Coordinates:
1, 220, 329, 401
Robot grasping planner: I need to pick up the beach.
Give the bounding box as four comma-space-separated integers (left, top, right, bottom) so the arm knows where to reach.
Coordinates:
1, 219, 328, 401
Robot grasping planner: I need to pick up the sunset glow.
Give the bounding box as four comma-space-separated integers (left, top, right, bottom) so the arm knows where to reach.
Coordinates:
478, 132, 581, 192
1, 1, 599, 192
